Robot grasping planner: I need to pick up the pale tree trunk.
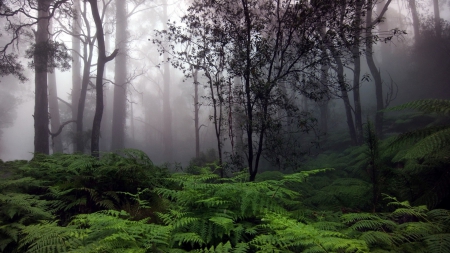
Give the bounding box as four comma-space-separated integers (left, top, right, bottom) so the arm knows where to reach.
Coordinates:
34, 0, 51, 155
111, 0, 128, 151
193, 68, 200, 158
162, 2, 173, 161
72, 0, 81, 152
88, 0, 118, 157
76, 1, 95, 153
48, 21, 63, 153
408, 0, 421, 43
433, 0, 441, 39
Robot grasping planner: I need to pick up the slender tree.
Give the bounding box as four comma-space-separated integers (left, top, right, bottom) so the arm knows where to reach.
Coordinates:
48, 20, 63, 153
87, 0, 118, 157
110, 0, 128, 151
72, 0, 82, 151
365, 0, 392, 137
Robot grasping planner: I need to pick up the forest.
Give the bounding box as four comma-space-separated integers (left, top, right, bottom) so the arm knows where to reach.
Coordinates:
0, 0, 450, 252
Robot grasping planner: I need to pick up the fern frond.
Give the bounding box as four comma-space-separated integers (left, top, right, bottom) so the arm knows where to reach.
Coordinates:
172, 232, 205, 247
424, 233, 450, 253
385, 99, 450, 115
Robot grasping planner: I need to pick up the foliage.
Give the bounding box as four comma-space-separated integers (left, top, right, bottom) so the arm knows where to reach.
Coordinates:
341, 195, 450, 253
25, 40, 72, 73
385, 99, 450, 208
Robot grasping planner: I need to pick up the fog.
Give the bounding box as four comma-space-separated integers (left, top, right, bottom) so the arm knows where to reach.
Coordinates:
1, 0, 449, 170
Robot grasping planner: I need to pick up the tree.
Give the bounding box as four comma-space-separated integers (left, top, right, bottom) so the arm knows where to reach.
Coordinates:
162, 0, 336, 180
34, 0, 53, 155
48, 20, 63, 153
72, 0, 82, 151
365, 0, 392, 137
407, 0, 421, 43
87, 0, 118, 157
110, 0, 128, 151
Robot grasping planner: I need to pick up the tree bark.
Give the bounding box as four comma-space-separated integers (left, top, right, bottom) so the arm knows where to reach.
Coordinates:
332, 51, 357, 145
34, 0, 51, 155
87, 0, 118, 158
111, 0, 128, 151
76, 1, 95, 153
193, 68, 200, 158
352, 0, 364, 145
72, 0, 81, 151
433, 0, 441, 39
408, 0, 421, 43
48, 20, 63, 153
366, 0, 392, 137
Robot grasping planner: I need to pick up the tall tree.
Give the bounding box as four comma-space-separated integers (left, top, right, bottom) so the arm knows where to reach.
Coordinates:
72, 0, 82, 151
433, 0, 441, 39
162, 1, 173, 161
365, 0, 392, 137
408, 0, 421, 43
34, 0, 52, 155
48, 20, 63, 153
87, 0, 118, 157
110, 0, 128, 151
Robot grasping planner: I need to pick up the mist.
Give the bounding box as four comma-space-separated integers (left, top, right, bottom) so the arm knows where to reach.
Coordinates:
0, 0, 449, 169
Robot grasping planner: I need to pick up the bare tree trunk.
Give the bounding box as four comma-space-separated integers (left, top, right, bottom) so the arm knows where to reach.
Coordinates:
162, 2, 173, 161
352, 0, 364, 145
408, 0, 421, 43
366, 0, 391, 137
72, 0, 81, 152
193, 68, 200, 158
76, 2, 95, 153
34, 0, 51, 155
88, 0, 118, 158
433, 0, 441, 39
333, 52, 357, 145
318, 51, 329, 135
111, 0, 128, 151
48, 24, 63, 153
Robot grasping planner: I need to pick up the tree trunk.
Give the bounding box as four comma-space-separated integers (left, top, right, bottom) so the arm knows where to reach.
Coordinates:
366, 0, 387, 137
333, 52, 357, 145
433, 0, 441, 39
47, 21, 63, 153
162, 2, 173, 161
111, 0, 128, 151
76, 2, 95, 153
408, 0, 421, 43
88, 0, 118, 158
193, 68, 200, 158
352, 0, 363, 145
72, 0, 81, 152
34, 0, 51, 155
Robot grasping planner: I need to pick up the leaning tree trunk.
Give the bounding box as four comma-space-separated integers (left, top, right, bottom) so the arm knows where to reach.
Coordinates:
88, 0, 118, 158
332, 52, 357, 145
34, 0, 51, 155
111, 0, 128, 151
